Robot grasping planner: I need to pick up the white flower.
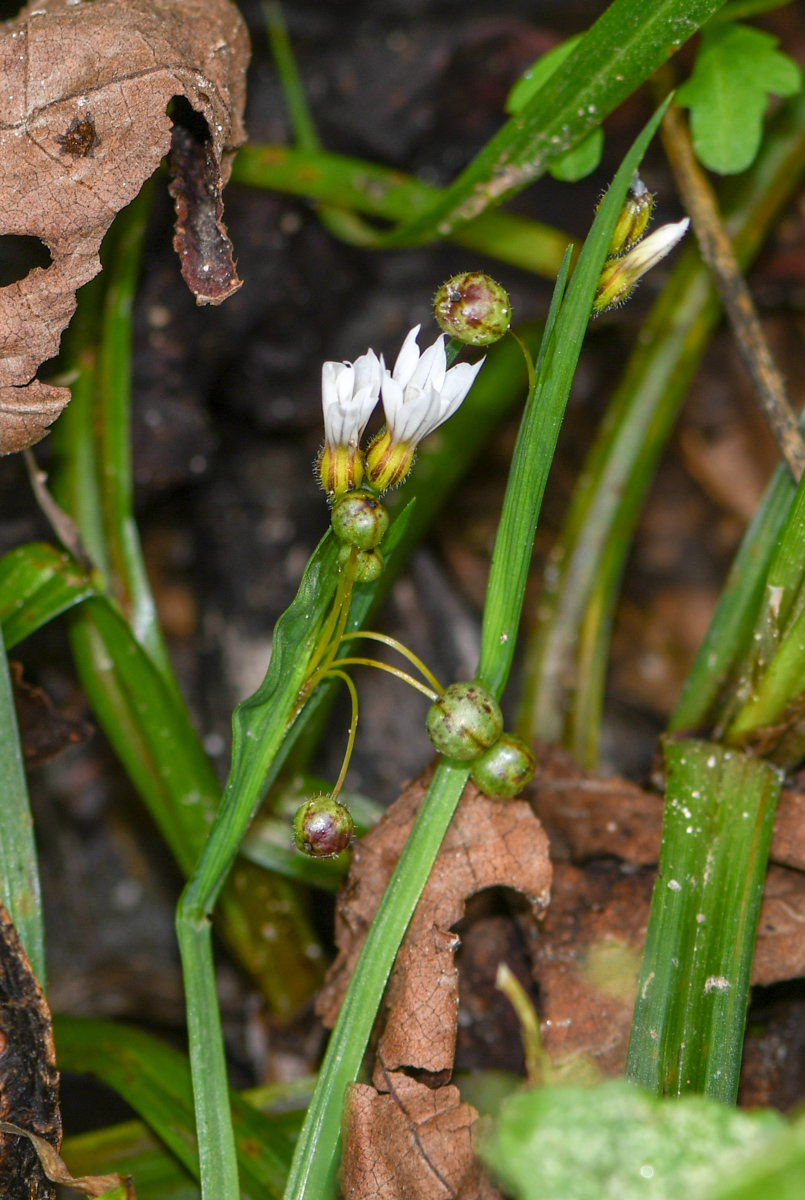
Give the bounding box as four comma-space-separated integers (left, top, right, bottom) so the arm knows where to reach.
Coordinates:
595, 218, 689, 313
621, 217, 689, 275
321, 347, 384, 452
379, 325, 484, 447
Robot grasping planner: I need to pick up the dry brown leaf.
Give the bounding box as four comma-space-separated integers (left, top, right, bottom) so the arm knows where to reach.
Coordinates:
10, 661, 93, 766
0, 1122, 131, 1198
527, 741, 805, 876
0, 901, 61, 1199
321, 769, 551, 1200
0, 0, 249, 453
342, 1073, 498, 1200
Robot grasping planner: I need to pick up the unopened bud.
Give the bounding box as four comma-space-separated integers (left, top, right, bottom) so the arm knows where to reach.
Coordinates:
593, 218, 689, 313
365, 428, 415, 493
331, 489, 389, 550
426, 681, 503, 761
470, 733, 536, 798
605, 173, 655, 258
318, 444, 365, 497
294, 794, 354, 857
433, 272, 512, 346
338, 542, 384, 582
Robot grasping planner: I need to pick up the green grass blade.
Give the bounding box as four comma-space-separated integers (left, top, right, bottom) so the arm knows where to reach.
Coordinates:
0, 542, 98, 649
54, 1016, 294, 1198
0, 622, 45, 985
374, 0, 725, 246
284, 102, 672, 1200
231, 144, 572, 276
282, 758, 470, 1200
627, 739, 781, 1101
520, 91, 805, 762
478, 100, 670, 695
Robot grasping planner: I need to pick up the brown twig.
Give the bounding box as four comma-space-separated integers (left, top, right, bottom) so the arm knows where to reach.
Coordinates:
660, 98, 805, 483
22, 447, 93, 568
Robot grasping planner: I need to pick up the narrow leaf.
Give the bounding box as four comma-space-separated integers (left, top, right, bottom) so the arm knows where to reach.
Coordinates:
0, 542, 97, 650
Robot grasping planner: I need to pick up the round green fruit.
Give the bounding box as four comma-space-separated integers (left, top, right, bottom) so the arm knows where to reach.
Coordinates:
293, 795, 354, 858
331, 489, 390, 550
338, 543, 385, 582
426, 681, 503, 761
470, 733, 536, 798
433, 272, 512, 346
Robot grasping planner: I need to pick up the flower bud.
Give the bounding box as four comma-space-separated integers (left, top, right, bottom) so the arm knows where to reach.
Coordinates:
338, 542, 384, 582
433, 272, 512, 346
426, 681, 503, 761
293, 794, 354, 857
470, 733, 536, 798
331, 489, 389, 550
318, 444, 365, 497
593, 218, 689, 314
604, 173, 655, 259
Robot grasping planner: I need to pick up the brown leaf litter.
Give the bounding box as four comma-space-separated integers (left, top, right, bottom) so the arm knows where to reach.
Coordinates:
522, 743, 805, 1079
328, 742, 805, 1189
0, 901, 131, 1197
319, 768, 551, 1200
0, 0, 249, 454
10, 661, 93, 767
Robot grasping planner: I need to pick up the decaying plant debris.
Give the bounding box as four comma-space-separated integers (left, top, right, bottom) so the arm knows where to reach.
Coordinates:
0, 0, 249, 455
319, 769, 551, 1199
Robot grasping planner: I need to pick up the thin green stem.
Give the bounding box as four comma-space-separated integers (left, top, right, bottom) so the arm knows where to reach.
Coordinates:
323, 669, 358, 803
326, 657, 439, 701
338, 630, 444, 693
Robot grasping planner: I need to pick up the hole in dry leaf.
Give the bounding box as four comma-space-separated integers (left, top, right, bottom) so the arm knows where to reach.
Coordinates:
0, 235, 53, 288
0, 0, 24, 19
167, 94, 211, 144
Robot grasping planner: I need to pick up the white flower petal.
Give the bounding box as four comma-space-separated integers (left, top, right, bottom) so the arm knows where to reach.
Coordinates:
392, 325, 423, 388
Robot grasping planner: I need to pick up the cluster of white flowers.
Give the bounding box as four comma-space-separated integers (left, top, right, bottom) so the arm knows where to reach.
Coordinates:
319, 325, 484, 495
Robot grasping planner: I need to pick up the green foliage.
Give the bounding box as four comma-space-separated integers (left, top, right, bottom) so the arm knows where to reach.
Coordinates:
506, 35, 605, 181
677, 23, 801, 173
627, 740, 781, 1101
0, 542, 97, 649
479, 1080, 784, 1200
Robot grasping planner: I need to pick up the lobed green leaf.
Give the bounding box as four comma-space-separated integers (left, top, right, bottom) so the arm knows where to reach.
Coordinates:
677, 23, 801, 173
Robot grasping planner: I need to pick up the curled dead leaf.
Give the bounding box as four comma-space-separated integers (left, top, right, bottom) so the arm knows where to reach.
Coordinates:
0, 1122, 132, 1198
10, 661, 93, 767
0, 901, 61, 1199
0, 0, 249, 454
320, 769, 551, 1200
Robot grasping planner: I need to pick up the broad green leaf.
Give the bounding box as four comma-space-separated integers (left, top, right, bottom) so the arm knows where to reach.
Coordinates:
677, 23, 801, 173
54, 1016, 294, 1199
0, 542, 97, 649
506, 36, 604, 182
506, 35, 585, 115
627, 740, 781, 1101
480, 1080, 783, 1200
376, 0, 726, 246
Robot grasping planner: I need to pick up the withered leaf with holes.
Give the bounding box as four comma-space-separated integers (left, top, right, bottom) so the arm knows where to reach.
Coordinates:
0, 0, 249, 455
321, 769, 552, 1200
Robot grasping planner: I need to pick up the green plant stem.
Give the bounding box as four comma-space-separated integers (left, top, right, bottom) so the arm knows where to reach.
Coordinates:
282, 758, 471, 1200
231, 144, 572, 276
0, 623, 45, 985
627, 738, 781, 1101
519, 90, 805, 766
283, 101, 670, 1200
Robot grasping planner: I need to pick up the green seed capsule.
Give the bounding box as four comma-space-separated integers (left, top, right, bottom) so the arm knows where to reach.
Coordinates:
331, 489, 390, 550
293, 795, 354, 857
470, 733, 536, 798
426, 681, 503, 760
433, 272, 512, 346
338, 543, 385, 582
